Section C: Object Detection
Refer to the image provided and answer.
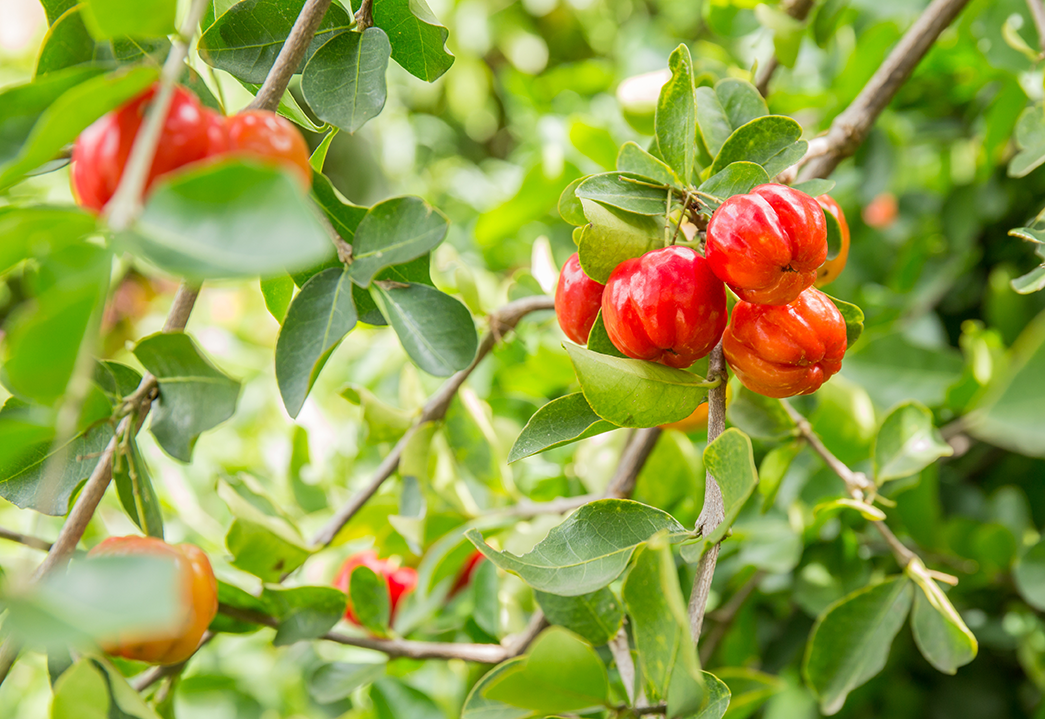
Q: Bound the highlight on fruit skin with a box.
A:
[814,194,850,287]
[659,382,733,432]
[722,287,847,398]
[86,535,218,666]
[554,252,606,345]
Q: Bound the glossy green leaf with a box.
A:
[260,275,294,322]
[0,65,156,189]
[34,7,168,77]
[372,678,446,719]
[565,344,710,428]
[122,160,332,279]
[482,627,610,712]
[219,476,311,582]
[371,282,477,376]
[575,199,662,284]
[508,393,618,463]
[534,587,624,646]
[92,360,142,403]
[466,499,685,596]
[726,386,796,441]
[275,268,358,418]
[792,178,835,197]
[575,172,671,216]
[1014,538,1045,611]
[710,115,807,177]
[81,0,175,39]
[112,440,164,538]
[803,577,913,715]
[372,0,454,82]
[1011,264,1045,294]
[655,44,697,183]
[697,162,770,204]
[695,79,768,158]
[909,571,977,675]
[872,401,953,483]
[558,177,587,225]
[348,196,448,286]
[700,428,759,547]
[586,311,627,358]
[462,659,537,719]
[349,566,391,637]
[263,585,347,646]
[825,294,864,346]
[677,671,731,719]
[309,662,386,704]
[133,332,241,462]
[198,0,353,83]
[1009,105,1045,178]
[50,659,110,719]
[302,28,392,134]
[616,141,681,185]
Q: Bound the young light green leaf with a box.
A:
[534,587,624,646]
[311,171,368,243]
[219,477,312,582]
[275,268,358,418]
[1009,105,1045,178]
[716,667,784,719]
[35,7,169,77]
[616,141,681,186]
[349,566,391,637]
[112,440,164,539]
[792,178,836,197]
[371,282,478,377]
[262,585,348,646]
[813,497,887,522]
[93,360,142,404]
[0,206,97,276]
[558,177,587,225]
[697,162,770,203]
[508,393,618,463]
[123,161,332,279]
[0,66,99,167]
[872,401,953,483]
[586,311,627,359]
[565,344,710,428]
[466,499,685,596]
[82,0,176,39]
[824,293,864,346]
[482,627,610,712]
[134,332,241,462]
[908,568,977,674]
[575,199,662,284]
[302,28,392,134]
[803,577,913,716]
[700,428,759,547]
[575,172,671,216]
[372,0,454,82]
[462,658,537,719]
[53,657,163,719]
[710,115,806,177]
[655,44,697,183]
[348,196,448,286]
[1012,264,1045,294]
[309,662,386,704]
[260,275,294,322]
[198,0,353,83]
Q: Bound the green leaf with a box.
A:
[558,177,587,225]
[534,587,624,646]
[623,542,701,702]
[575,172,671,216]
[1014,538,1045,611]
[466,499,685,596]
[575,199,662,284]
[0,65,157,189]
[755,4,805,67]
[112,440,164,539]
[616,141,681,185]
[275,268,358,418]
[133,332,241,462]
[508,393,618,463]
[309,662,386,704]
[792,178,835,197]
[260,275,294,322]
[824,294,864,346]
[462,659,537,719]
[263,585,347,646]
[695,79,768,158]
[92,360,142,403]
[0,206,96,276]
[1011,264,1045,294]
[676,670,730,719]
[968,310,1045,456]
[219,476,312,582]
[726,386,796,441]
[312,171,368,242]
[717,667,784,719]
[872,401,953,484]
[697,162,770,204]
[1009,105,1045,178]
[371,282,478,377]
[372,0,454,82]
[841,333,963,410]
[302,28,392,134]
[81,0,175,39]
[122,160,332,279]
[908,571,977,675]
[51,659,109,719]
[372,678,446,719]
[710,116,807,178]
[34,7,169,77]
[813,497,886,522]
[349,566,391,636]
[348,196,448,286]
[565,344,710,428]
[803,577,913,716]
[310,128,339,171]
[198,0,353,84]
[586,311,627,358]
[482,627,610,712]
[698,428,759,547]
[655,44,698,183]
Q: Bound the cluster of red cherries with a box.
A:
[556,184,851,399]
[70,84,313,213]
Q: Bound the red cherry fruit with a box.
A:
[226,110,312,189]
[70,84,217,213]
[555,253,606,344]
[705,183,828,306]
[449,550,485,596]
[722,287,846,398]
[333,550,417,627]
[601,246,727,369]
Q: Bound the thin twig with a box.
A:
[754,0,815,96]
[354,0,375,31]
[1027,0,1045,52]
[699,569,766,665]
[609,627,638,704]
[310,295,555,549]
[688,343,727,645]
[131,631,215,691]
[0,527,52,552]
[247,0,335,112]
[799,0,971,180]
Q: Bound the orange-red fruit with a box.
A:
[87,536,218,665]
[705,183,828,306]
[863,192,898,228]
[722,288,847,398]
[450,550,485,596]
[555,253,606,344]
[333,550,417,628]
[601,246,727,369]
[226,110,312,189]
[814,195,850,287]
[71,85,217,213]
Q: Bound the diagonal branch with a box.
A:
[247,0,335,112]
